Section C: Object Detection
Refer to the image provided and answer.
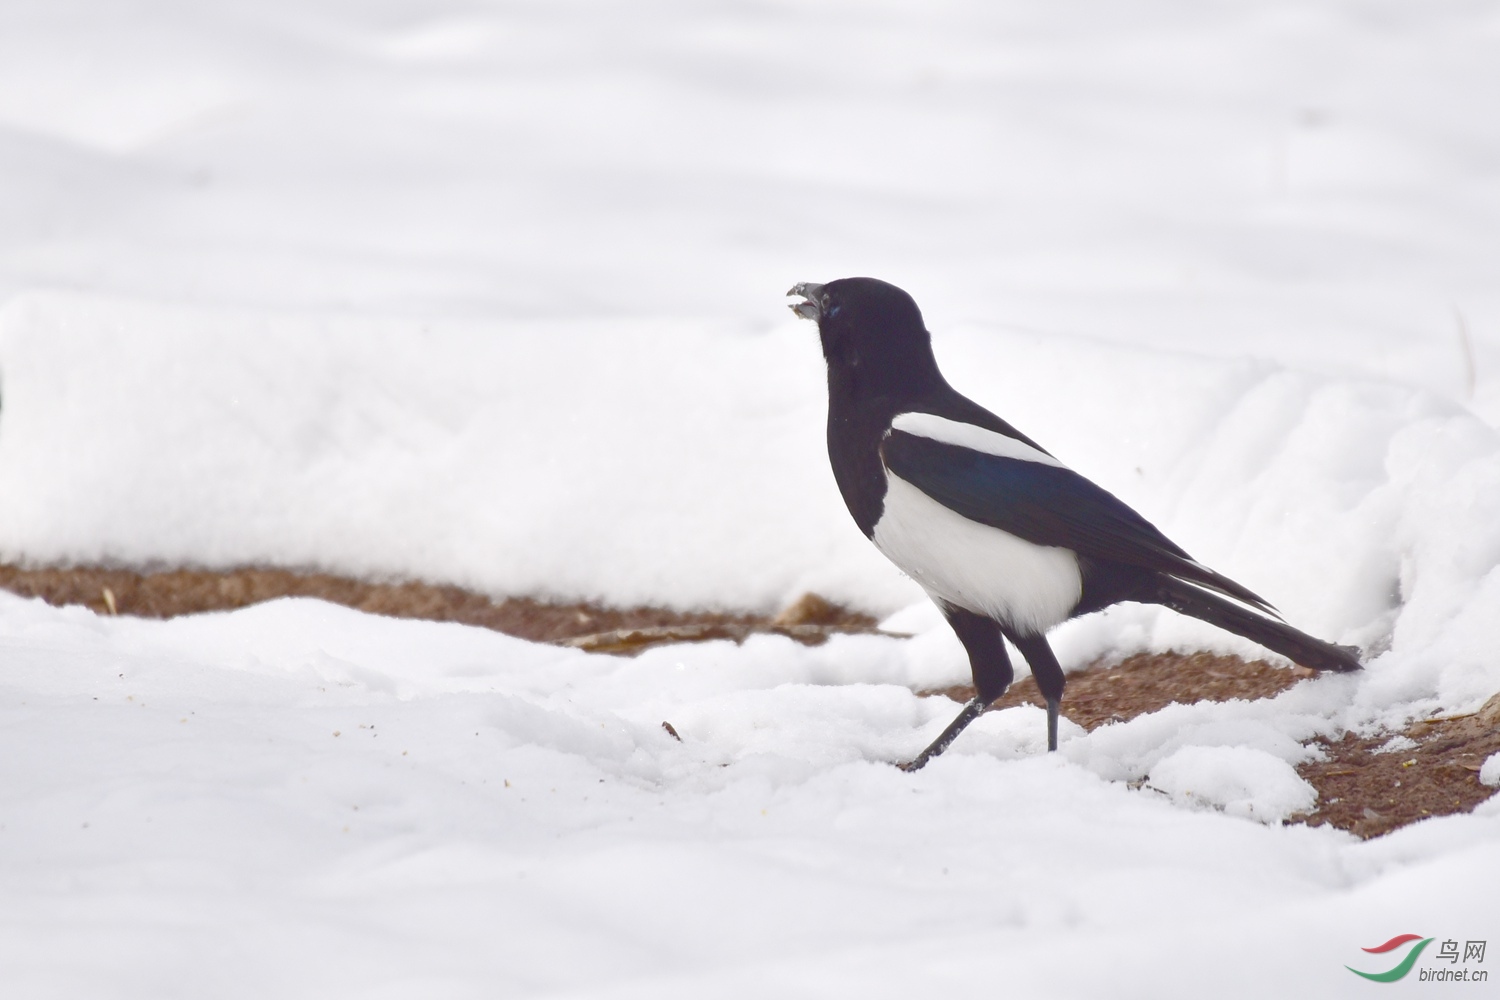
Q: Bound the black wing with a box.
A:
[881,430,1277,615]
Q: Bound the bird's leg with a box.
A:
[900,606,1012,771]
[1011,634,1066,752]
[899,698,986,772]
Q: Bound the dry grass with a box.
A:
[2,562,1493,838]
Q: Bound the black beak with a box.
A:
[786,282,825,321]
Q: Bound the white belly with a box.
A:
[872,472,1082,635]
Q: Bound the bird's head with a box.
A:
[787,277,940,392]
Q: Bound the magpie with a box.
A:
[788,277,1361,771]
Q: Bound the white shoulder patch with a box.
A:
[889,412,1064,468]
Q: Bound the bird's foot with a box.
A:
[896,696,987,772]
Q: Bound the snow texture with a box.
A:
[1148,744,1318,823]
[1482,753,1500,789]
[1,1,1499,997]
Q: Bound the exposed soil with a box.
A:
[929,654,1500,839]
[922,651,1315,730]
[1,563,1494,839]
[1297,694,1500,839]
[0,564,880,646]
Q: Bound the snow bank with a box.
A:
[4,289,1499,728]
[0,291,903,612]
[1,590,1496,999]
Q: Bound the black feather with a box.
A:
[1155,577,1361,673]
[881,430,1278,616]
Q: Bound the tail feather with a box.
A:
[1156,577,1362,673]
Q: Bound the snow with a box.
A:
[0,292,885,611]
[1147,744,1318,823]
[1,0,1499,996]
[1482,753,1500,789]
[1,595,1494,997]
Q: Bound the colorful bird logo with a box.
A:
[1347,934,1434,982]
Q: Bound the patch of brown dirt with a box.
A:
[924,653,1499,838]
[557,591,891,653]
[924,651,1313,730]
[1298,693,1500,839]
[0,564,880,646]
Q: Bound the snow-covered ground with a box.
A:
[1,2,1498,996]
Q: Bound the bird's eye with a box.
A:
[821,294,840,318]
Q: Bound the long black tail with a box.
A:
[1155,577,1362,673]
